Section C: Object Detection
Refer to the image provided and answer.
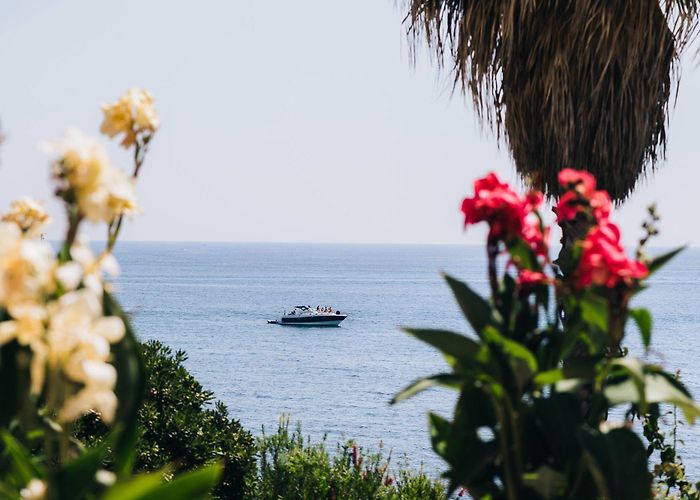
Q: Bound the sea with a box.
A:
[111,243,700,478]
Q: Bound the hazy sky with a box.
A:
[1,1,699,246]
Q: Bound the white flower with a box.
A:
[20,479,46,500]
[43,128,141,224]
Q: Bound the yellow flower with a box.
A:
[2,197,51,236]
[0,223,55,312]
[100,88,159,148]
[43,128,141,224]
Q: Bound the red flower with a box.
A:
[517,269,549,287]
[461,172,541,242]
[555,169,612,223]
[589,190,612,220]
[576,221,648,288]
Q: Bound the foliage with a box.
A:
[403,0,700,200]
[255,416,445,500]
[643,377,700,498]
[75,340,257,499]
[394,170,699,499]
[0,90,221,498]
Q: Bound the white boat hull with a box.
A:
[268,314,347,327]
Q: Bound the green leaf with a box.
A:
[534,369,564,386]
[103,464,221,500]
[506,237,536,270]
[391,373,461,404]
[579,292,608,332]
[0,431,42,486]
[605,371,700,424]
[403,328,481,360]
[647,246,684,277]
[523,465,566,499]
[443,274,498,337]
[57,442,109,499]
[577,427,651,499]
[482,326,537,390]
[103,292,146,478]
[0,341,30,428]
[629,308,652,349]
[427,412,452,461]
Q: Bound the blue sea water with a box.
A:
[112,243,700,477]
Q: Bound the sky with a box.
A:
[0,1,699,246]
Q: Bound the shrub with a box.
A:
[255,416,445,499]
[76,340,257,499]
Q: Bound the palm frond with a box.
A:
[405,0,700,200]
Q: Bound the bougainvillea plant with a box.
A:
[393,169,697,499]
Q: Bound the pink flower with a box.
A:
[576,221,648,288]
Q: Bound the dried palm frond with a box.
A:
[405,0,700,200]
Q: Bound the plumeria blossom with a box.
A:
[2,197,51,237]
[43,128,140,224]
[100,88,159,148]
[0,222,124,422]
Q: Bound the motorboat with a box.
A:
[268,305,347,327]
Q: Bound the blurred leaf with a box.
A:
[482,326,537,391]
[428,412,451,461]
[104,292,146,478]
[534,369,563,386]
[392,373,461,404]
[523,465,566,499]
[105,463,221,500]
[580,293,608,332]
[647,246,684,277]
[0,431,42,486]
[57,441,109,499]
[0,341,29,427]
[578,427,651,499]
[403,328,480,360]
[629,308,652,349]
[443,274,499,337]
[605,371,700,424]
[506,237,536,271]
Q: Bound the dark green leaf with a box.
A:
[443,274,498,337]
[403,328,481,360]
[103,292,146,478]
[57,441,109,499]
[0,431,42,486]
[578,427,651,499]
[629,308,652,349]
[579,293,608,332]
[391,373,461,404]
[428,412,451,461]
[647,246,684,277]
[523,465,566,499]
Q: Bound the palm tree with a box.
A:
[404,1,699,201]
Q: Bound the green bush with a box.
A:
[76,340,257,499]
[255,416,445,499]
